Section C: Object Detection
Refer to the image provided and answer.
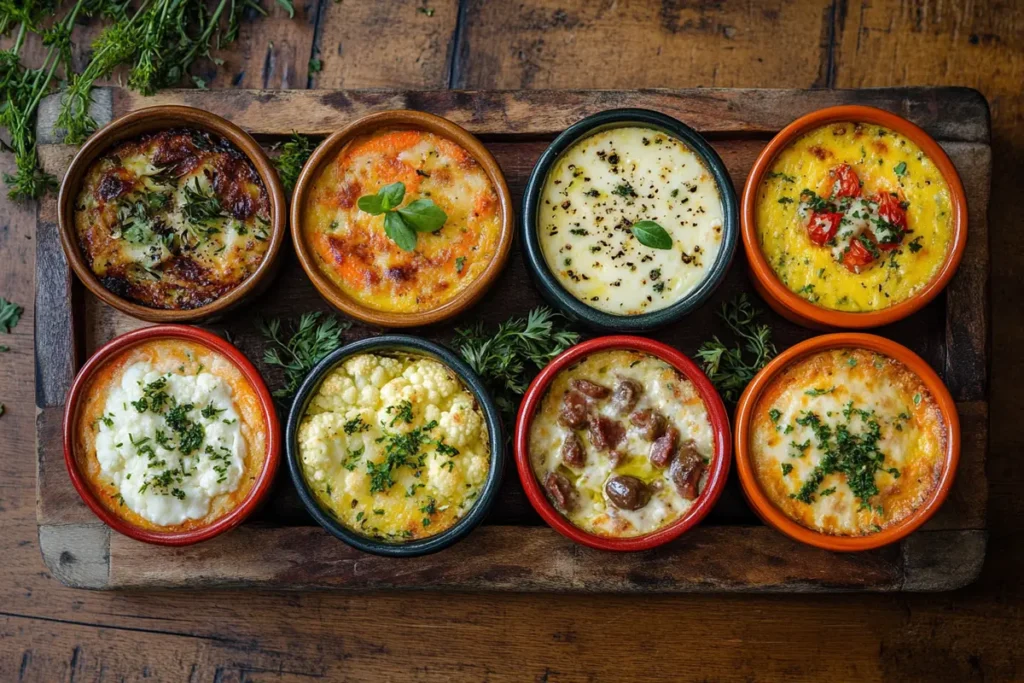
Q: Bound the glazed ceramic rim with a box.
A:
[733,333,960,552]
[740,105,968,329]
[290,110,514,328]
[514,335,732,551]
[62,325,282,546]
[57,105,288,323]
[285,335,505,557]
[520,108,738,332]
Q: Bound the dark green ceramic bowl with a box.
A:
[286,335,504,557]
[521,109,738,332]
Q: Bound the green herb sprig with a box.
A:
[273,132,315,192]
[357,182,447,251]
[695,294,778,403]
[453,307,580,425]
[0,297,24,334]
[259,312,352,399]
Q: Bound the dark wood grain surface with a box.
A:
[2,0,1022,680]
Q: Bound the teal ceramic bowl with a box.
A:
[286,335,504,557]
[521,109,738,332]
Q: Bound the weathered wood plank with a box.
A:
[102,524,904,592]
[60,87,994,142]
[453,0,834,90]
[311,0,461,89]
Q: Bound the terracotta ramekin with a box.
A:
[740,105,968,329]
[63,325,281,546]
[290,110,514,328]
[514,336,732,552]
[733,333,960,552]
[57,105,288,323]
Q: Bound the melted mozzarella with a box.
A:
[538,127,724,316]
[750,348,945,536]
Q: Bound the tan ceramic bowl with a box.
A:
[290,110,514,328]
[57,106,287,323]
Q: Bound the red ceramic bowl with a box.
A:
[514,336,731,551]
[741,105,968,329]
[63,325,281,545]
[734,333,960,552]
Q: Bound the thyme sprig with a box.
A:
[258,312,351,400]
[695,294,778,403]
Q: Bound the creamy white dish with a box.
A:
[528,349,714,537]
[538,127,725,316]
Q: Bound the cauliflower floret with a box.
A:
[344,354,403,389]
[298,413,346,468]
[403,360,459,404]
[307,369,358,415]
[379,377,411,406]
[344,467,371,497]
[438,394,484,448]
[425,452,460,498]
[463,452,489,486]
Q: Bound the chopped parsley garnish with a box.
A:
[387,400,415,427]
[611,182,637,198]
[455,256,466,273]
[769,408,782,423]
[781,463,794,476]
[893,161,908,177]
[804,386,835,396]
[907,236,923,253]
[344,416,370,435]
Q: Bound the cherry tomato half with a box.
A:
[875,192,908,232]
[807,211,843,245]
[842,235,877,272]
[830,164,862,199]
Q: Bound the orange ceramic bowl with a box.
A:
[733,333,960,552]
[741,105,968,329]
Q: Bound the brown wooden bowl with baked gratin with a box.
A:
[57,105,287,323]
[290,110,514,328]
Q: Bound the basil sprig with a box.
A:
[630,220,673,250]
[357,182,447,251]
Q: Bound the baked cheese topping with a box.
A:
[538,127,724,316]
[74,128,271,310]
[755,122,953,311]
[302,129,501,313]
[529,350,713,538]
[749,348,946,536]
[76,340,266,532]
[298,353,490,542]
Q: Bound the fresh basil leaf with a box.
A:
[397,198,447,232]
[630,220,673,250]
[379,182,406,211]
[384,212,417,251]
[357,194,385,215]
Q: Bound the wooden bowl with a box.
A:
[290,110,514,328]
[514,335,732,552]
[740,105,968,330]
[733,333,960,552]
[57,105,287,323]
[62,325,281,546]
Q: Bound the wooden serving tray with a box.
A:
[34,87,990,592]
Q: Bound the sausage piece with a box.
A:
[670,444,705,500]
[611,378,643,415]
[605,475,650,510]
[570,378,611,399]
[560,432,586,469]
[558,390,589,429]
[589,415,625,452]
[649,425,679,469]
[630,409,666,441]
[545,472,577,512]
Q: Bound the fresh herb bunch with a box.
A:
[357,181,447,252]
[258,312,351,399]
[453,307,580,425]
[695,294,777,403]
[0,0,293,200]
[273,132,315,192]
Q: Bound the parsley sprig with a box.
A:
[696,294,778,403]
[273,132,315,192]
[453,307,580,424]
[259,312,352,399]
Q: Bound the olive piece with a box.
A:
[611,378,643,415]
[604,475,650,511]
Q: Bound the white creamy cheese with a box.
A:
[538,127,724,315]
[93,361,245,526]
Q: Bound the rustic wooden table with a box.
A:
[1,1,1021,680]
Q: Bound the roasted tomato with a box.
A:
[842,235,877,272]
[874,192,908,232]
[829,164,862,199]
[807,211,843,245]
